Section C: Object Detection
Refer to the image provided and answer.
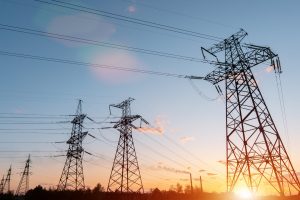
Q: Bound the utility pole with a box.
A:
[200,176,203,193]
[57,100,87,191]
[15,155,31,195]
[107,97,148,193]
[190,29,300,195]
[189,173,193,194]
[0,166,11,194]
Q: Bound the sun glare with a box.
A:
[234,188,253,199]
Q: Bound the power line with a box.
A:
[34,0,222,41]
[0,155,64,159]
[0,112,120,119]
[0,131,69,135]
[0,150,65,153]
[3,0,212,45]
[0,122,69,124]
[0,23,206,63]
[134,137,188,169]
[0,50,190,79]
[117,0,236,30]
[163,134,225,176]
[0,141,66,144]
[0,128,70,131]
[141,132,201,170]
[188,78,220,101]
[0,116,68,119]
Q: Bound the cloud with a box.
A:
[46,13,116,47]
[180,178,189,182]
[128,5,137,13]
[207,173,217,176]
[179,136,194,144]
[90,51,141,84]
[154,163,190,175]
[13,108,25,114]
[265,65,274,73]
[217,160,226,165]
[137,116,166,135]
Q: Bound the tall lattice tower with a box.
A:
[0,175,4,193]
[194,29,300,195]
[107,97,148,193]
[15,155,31,195]
[57,100,88,190]
[0,166,11,194]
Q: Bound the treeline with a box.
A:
[0,184,299,200]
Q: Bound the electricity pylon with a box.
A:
[191,29,300,195]
[107,97,148,193]
[15,155,31,196]
[57,100,88,190]
[0,166,11,194]
[0,176,4,193]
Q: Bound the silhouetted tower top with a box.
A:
[15,155,31,196]
[0,175,4,193]
[0,166,12,194]
[107,97,148,193]
[57,100,87,191]
[190,29,299,196]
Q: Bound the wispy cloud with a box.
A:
[180,178,189,181]
[13,108,25,114]
[137,116,166,135]
[179,136,194,144]
[153,163,190,174]
[207,172,217,176]
[217,160,226,165]
[265,65,274,73]
[127,5,137,13]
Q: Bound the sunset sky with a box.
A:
[1,0,300,195]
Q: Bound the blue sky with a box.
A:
[1,0,300,194]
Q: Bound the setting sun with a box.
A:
[234,188,253,199]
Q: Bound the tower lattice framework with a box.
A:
[57,100,87,190]
[0,166,11,194]
[198,29,300,195]
[15,155,31,195]
[107,97,148,193]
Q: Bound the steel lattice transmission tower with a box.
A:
[193,29,300,195]
[107,97,148,193]
[0,166,11,194]
[0,176,4,193]
[15,155,31,196]
[57,100,88,190]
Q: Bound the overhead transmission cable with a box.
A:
[163,134,225,176]
[0,24,206,63]
[117,0,236,30]
[274,72,290,148]
[34,0,222,42]
[0,50,194,79]
[188,78,220,101]
[134,136,189,169]
[88,123,191,172]
[141,132,202,170]
[0,141,66,144]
